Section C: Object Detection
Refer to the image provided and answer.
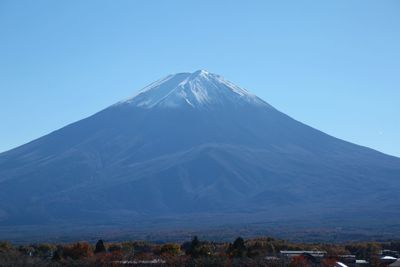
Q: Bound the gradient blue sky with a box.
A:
[0,0,399,156]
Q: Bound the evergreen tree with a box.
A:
[185,236,210,258]
[228,237,247,257]
[94,239,106,254]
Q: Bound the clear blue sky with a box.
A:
[0,0,399,156]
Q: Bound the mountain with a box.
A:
[0,70,400,239]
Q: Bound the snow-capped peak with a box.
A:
[118,70,270,109]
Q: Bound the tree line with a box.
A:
[0,236,399,266]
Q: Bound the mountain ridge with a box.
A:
[0,71,399,239]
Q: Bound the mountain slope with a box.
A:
[0,70,399,233]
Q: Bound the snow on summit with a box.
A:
[119,70,269,109]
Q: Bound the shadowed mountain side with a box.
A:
[0,71,399,237]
